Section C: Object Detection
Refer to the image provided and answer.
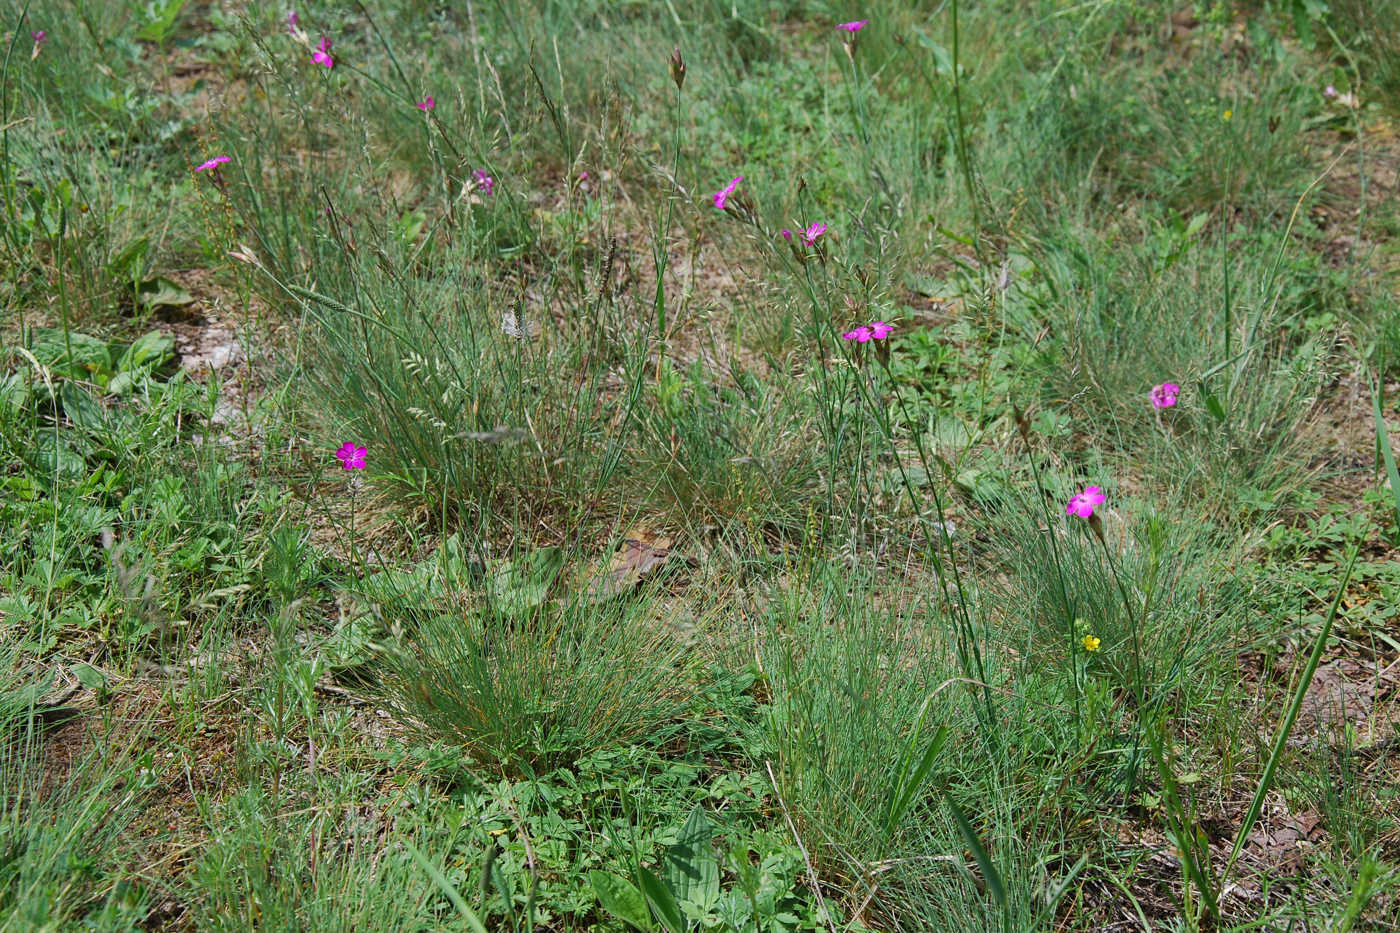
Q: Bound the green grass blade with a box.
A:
[1144,718,1219,921]
[942,791,1005,905]
[882,722,949,850]
[1372,380,1400,537]
[1225,546,1358,877]
[403,840,490,933]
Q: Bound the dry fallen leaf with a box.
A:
[587,527,696,599]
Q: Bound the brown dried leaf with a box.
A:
[1244,807,1324,875]
[587,528,695,600]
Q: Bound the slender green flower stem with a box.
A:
[866,354,997,734]
[1015,429,1084,725]
[949,0,986,271]
[1093,527,1219,922]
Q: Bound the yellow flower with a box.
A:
[1222,109,1233,121]
[1082,634,1101,653]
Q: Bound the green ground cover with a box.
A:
[3,0,1400,928]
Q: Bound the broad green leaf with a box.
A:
[663,806,719,918]
[638,866,686,933]
[136,276,194,310]
[59,382,105,432]
[117,330,175,372]
[1203,391,1226,423]
[71,663,108,691]
[30,327,111,378]
[487,547,564,617]
[107,236,149,280]
[590,871,652,930]
[0,372,36,411]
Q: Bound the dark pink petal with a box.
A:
[1066,485,1105,517]
[312,36,334,68]
[1149,382,1180,409]
[713,175,742,210]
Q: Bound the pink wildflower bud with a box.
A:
[417,95,435,111]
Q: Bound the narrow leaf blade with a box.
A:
[943,792,1005,904]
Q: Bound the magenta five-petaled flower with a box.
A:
[473,169,494,195]
[312,35,334,68]
[194,155,230,172]
[713,175,743,210]
[1065,486,1105,518]
[836,20,868,32]
[417,95,435,111]
[842,320,894,342]
[801,222,827,245]
[1149,382,1180,409]
[31,30,46,44]
[335,442,367,470]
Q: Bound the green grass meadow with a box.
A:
[5,0,1400,929]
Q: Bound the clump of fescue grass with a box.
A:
[1026,222,1333,521]
[366,546,696,773]
[1328,0,1400,108]
[0,661,157,930]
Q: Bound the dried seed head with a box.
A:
[1012,403,1031,445]
[1087,512,1105,545]
[669,47,686,91]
